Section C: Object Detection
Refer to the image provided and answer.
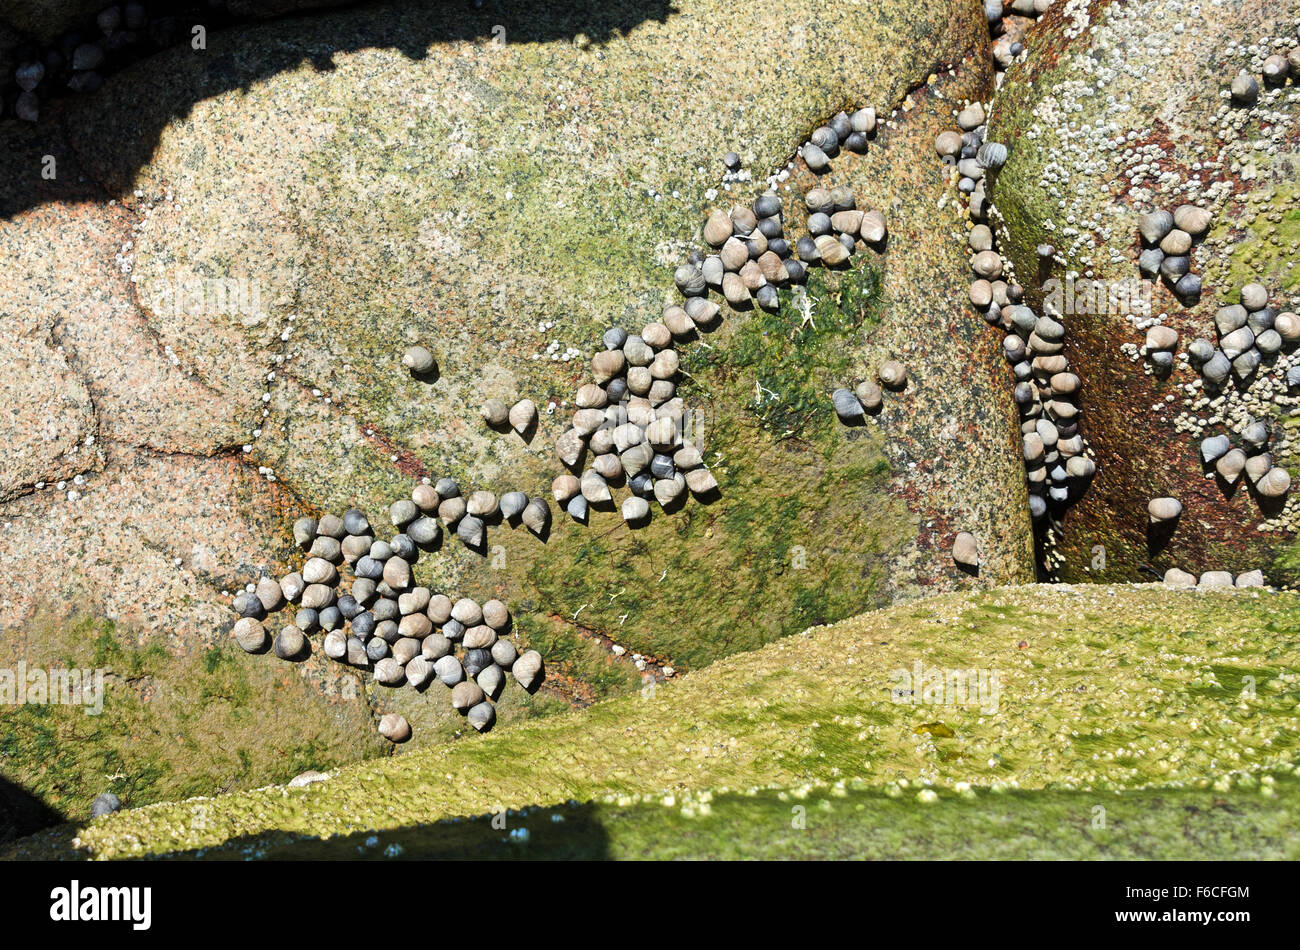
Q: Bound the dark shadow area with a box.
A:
[0,0,678,219]
[0,773,65,845]
[1146,516,1178,557]
[138,800,612,860]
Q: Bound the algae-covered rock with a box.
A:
[988,0,1300,583]
[0,0,1030,793]
[8,584,1298,860]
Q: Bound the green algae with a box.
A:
[0,612,384,841]
[11,584,1300,860]
[189,776,1300,861]
[1208,179,1300,298]
[509,259,912,672]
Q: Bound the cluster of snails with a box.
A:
[229,492,546,739]
[1199,423,1292,501]
[550,323,717,528]
[1137,206,1212,303]
[986,1,1035,76]
[832,361,907,423]
[1187,285,1300,388]
[796,107,878,174]
[691,182,887,314]
[1163,567,1266,589]
[941,116,1094,521]
[3,3,238,123]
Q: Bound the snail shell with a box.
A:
[555,428,586,469]
[1199,435,1230,464]
[1187,338,1215,364]
[1138,248,1163,278]
[402,345,436,375]
[720,236,749,270]
[573,408,606,436]
[576,383,607,409]
[855,380,882,410]
[1231,72,1259,105]
[722,272,750,306]
[1215,448,1247,483]
[626,366,653,396]
[1173,204,1212,237]
[757,250,789,284]
[663,305,694,338]
[859,210,887,244]
[591,350,627,383]
[832,388,863,421]
[685,468,719,496]
[674,263,706,297]
[801,142,829,172]
[621,496,652,525]
[814,234,849,266]
[1242,421,1270,450]
[592,452,622,480]
[956,102,985,130]
[674,444,703,470]
[1232,349,1261,381]
[703,209,733,246]
[685,296,721,327]
[467,490,498,518]
[481,398,509,426]
[1214,305,1248,336]
[1258,467,1291,498]
[935,131,962,157]
[1147,497,1182,523]
[951,532,980,568]
[1245,452,1273,484]
[508,398,537,435]
[729,205,757,237]
[521,497,551,536]
[1138,210,1173,245]
[456,515,485,549]
[552,473,581,504]
[976,141,1007,170]
[701,255,725,287]
[580,471,611,503]
[739,259,766,290]
[753,192,782,218]
[850,107,876,134]
[1200,351,1231,385]
[642,322,672,349]
[972,250,1002,279]
[1241,282,1269,310]
[831,210,863,236]
[1275,311,1300,345]
[804,187,833,215]
[566,493,589,522]
[877,361,907,390]
[1160,229,1192,256]
[1145,325,1178,351]
[1065,456,1095,479]
[1219,326,1255,360]
[810,126,839,153]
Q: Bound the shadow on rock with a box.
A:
[0,774,65,846]
[0,0,678,220]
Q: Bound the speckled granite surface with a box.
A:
[0,0,1030,789]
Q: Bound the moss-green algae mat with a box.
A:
[10,584,1300,859]
[150,777,1300,860]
